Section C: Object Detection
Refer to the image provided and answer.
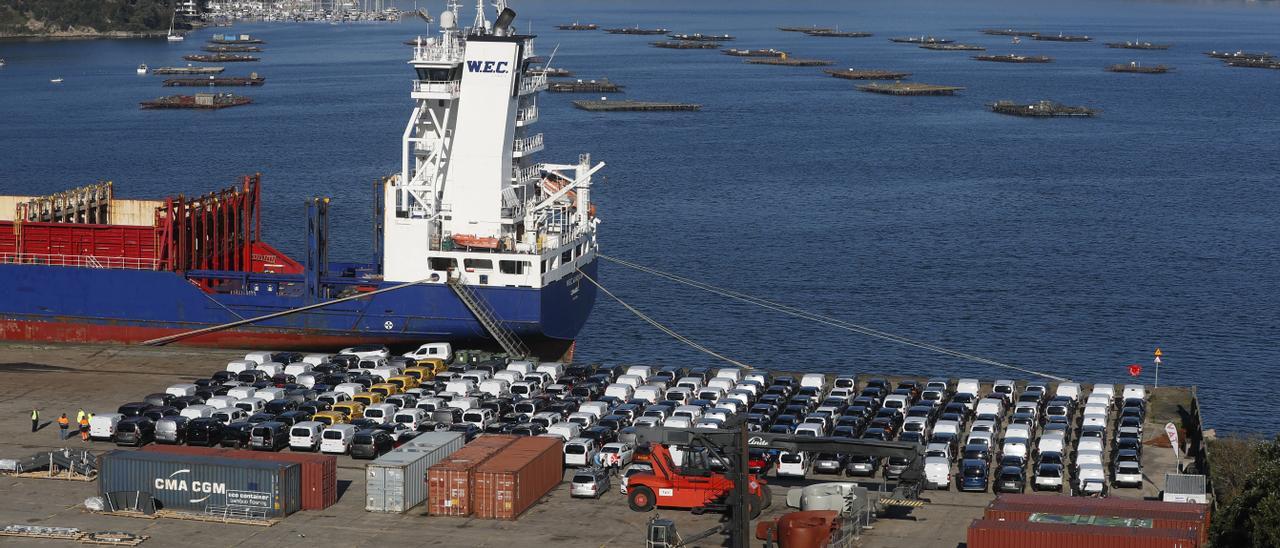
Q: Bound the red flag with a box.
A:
[1128,364,1142,377]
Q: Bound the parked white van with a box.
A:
[1122,384,1146,401]
[179,405,215,420]
[956,378,981,397]
[975,398,1005,418]
[776,451,810,478]
[604,383,635,401]
[1091,384,1116,399]
[226,360,256,374]
[536,362,566,380]
[165,384,198,398]
[675,377,705,392]
[205,395,239,410]
[546,422,582,441]
[289,421,324,451]
[615,375,644,390]
[563,437,598,467]
[478,379,510,398]
[625,365,653,382]
[800,374,827,392]
[256,362,284,377]
[446,397,480,411]
[227,386,256,400]
[494,370,523,385]
[256,387,285,402]
[462,408,496,429]
[403,342,451,362]
[335,383,364,399]
[393,409,428,431]
[89,413,124,441]
[364,403,398,425]
[634,386,663,404]
[567,412,597,428]
[243,351,273,365]
[211,407,247,425]
[234,397,266,414]
[320,424,358,454]
[283,363,313,377]
[925,457,952,490]
[1055,382,1082,402]
[714,368,744,383]
[672,405,704,422]
[301,354,332,366]
[444,379,477,396]
[506,360,535,377]
[707,378,736,393]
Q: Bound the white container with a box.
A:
[366,431,466,513]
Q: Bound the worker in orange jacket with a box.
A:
[78,415,90,442]
[57,413,70,440]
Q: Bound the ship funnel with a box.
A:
[493,8,516,35]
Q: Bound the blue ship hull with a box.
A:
[0,259,597,359]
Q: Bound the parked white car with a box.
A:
[226,360,256,373]
[179,405,215,420]
[363,403,398,425]
[599,442,635,466]
[1113,461,1143,488]
[289,421,324,451]
[563,437,598,467]
[88,413,124,441]
[1122,384,1146,401]
[776,451,810,478]
[341,345,390,360]
[165,384,198,398]
[320,424,358,454]
[924,457,952,490]
[403,342,451,362]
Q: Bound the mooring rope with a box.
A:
[576,268,755,370]
[598,254,1068,382]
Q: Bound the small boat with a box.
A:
[450,234,501,249]
[167,9,184,42]
[137,64,149,75]
[50,78,64,83]
[0,59,6,67]
[1012,36,1021,44]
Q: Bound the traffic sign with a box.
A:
[1154,348,1163,357]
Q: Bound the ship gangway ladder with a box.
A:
[447,274,530,358]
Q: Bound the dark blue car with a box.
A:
[960,458,989,492]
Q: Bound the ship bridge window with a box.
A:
[500,260,530,275]
[428,257,457,271]
[464,259,493,271]
[415,67,457,81]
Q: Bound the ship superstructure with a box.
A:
[387,0,600,293]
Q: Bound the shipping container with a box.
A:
[366,431,466,513]
[986,494,1209,544]
[99,450,301,517]
[473,436,563,520]
[426,435,518,516]
[141,445,338,510]
[968,518,1200,548]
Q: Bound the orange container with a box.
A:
[986,494,1210,544]
[472,436,563,520]
[968,518,1200,548]
[425,435,517,516]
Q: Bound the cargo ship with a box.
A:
[0,1,599,360]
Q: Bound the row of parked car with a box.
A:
[941,380,1149,497]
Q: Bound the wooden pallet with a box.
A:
[4,470,96,482]
[96,511,158,520]
[0,530,84,540]
[81,532,149,546]
[154,510,281,527]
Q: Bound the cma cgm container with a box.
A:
[141,445,338,510]
[472,436,563,520]
[967,519,1200,548]
[427,435,518,516]
[986,494,1210,544]
[99,450,301,517]
[366,431,466,513]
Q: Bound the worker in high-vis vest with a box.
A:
[57,413,70,440]
[30,408,39,433]
[79,415,90,441]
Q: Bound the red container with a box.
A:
[141,445,338,510]
[472,436,563,520]
[987,495,1209,544]
[426,435,518,517]
[968,519,1200,548]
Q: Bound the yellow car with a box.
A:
[387,375,421,391]
[332,401,366,419]
[403,367,435,382]
[369,384,401,398]
[417,358,448,375]
[312,410,348,426]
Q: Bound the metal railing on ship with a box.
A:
[0,252,160,270]
[412,80,461,95]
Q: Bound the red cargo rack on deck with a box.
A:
[154,174,262,273]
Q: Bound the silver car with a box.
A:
[570,467,611,499]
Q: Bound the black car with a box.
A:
[236,370,268,384]
[171,395,206,409]
[185,418,225,446]
[249,421,290,452]
[265,398,299,414]
[449,423,480,441]
[510,422,546,437]
[115,416,155,447]
[583,425,617,445]
[219,422,255,448]
[246,412,278,425]
[963,443,991,462]
[995,465,1026,493]
[349,429,395,459]
[117,402,153,418]
[143,393,176,407]
[142,406,180,422]
[299,401,331,415]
